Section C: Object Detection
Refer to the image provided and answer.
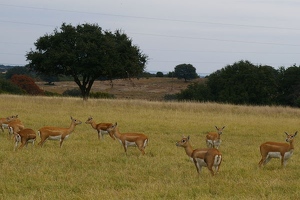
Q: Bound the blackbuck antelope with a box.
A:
[0,115,18,132]
[206,126,225,149]
[259,131,297,168]
[38,117,82,147]
[8,118,24,139]
[107,122,148,155]
[176,136,222,176]
[85,117,114,140]
[14,128,36,151]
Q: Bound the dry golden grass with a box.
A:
[35,77,204,101]
[0,94,300,199]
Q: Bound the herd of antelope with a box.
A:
[0,115,149,156]
[0,115,297,176]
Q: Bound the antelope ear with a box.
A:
[294,131,298,136]
[222,126,226,129]
[215,126,218,130]
[285,132,289,136]
[187,136,190,140]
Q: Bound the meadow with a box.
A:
[0,94,300,199]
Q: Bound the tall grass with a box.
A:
[0,94,300,199]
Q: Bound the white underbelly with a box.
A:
[27,139,35,143]
[100,130,109,134]
[194,158,207,167]
[268,151,293,159]
[48,135,62,140]
[125,141,137,147]
[116,139,137,147]
[48,135,70,141]
[2,124,8,129]
[284,151,293,159]
[206,139,221,145]
[207,139,213,144]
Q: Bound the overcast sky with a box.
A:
[1,0,300,75]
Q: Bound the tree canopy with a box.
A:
[207,60,279,105]
[176,60,300,107]
[26,23,148,100]
[174,64,198,82]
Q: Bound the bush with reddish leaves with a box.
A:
[11,75,43,95]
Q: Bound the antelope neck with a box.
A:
[184,142,194,157]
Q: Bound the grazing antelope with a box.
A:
[206,126,225,149]
[8,118,24,139]
[259,131,297,168]
[14,128,36,151]
[85,117,114,140]
[106,122,148,155]
[38,117,82,147]
[0,115,18,132]
[176,136,222,176]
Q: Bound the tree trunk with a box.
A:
[73,76,95,101]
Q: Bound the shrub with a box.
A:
[0,78,24,94]
[177,82,211,101]
[43,90,61,97]
[10,75,43,95]
[89,92,115,99]
[62,88,82,97]
[164,94,178,101]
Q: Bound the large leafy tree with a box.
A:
[26,23,148,100]
[174,64,198,82]
[206,60,279,105]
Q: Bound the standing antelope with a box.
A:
[206,126,225,149]
[0,115,18,132]
[14,128,36,151]
[38,117,82,147]
[85,117,114,140]
[106,122,148,155]
[8,118,24,139]
[259,131,297,168]
[176,136,222,176]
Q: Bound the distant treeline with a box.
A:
[172,60,300,107]
[0,64,19,73]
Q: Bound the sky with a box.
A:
[1,0,300,76]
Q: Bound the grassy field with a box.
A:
[0,94,300,199]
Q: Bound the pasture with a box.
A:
[0,94,299,199]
